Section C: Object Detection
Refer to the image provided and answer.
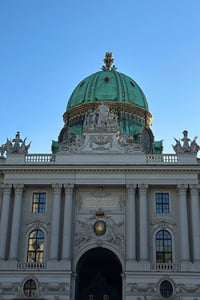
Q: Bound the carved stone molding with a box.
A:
[25,219,49,228]
[39,282,69,294]
[1,184,12,194]
[52,183,62,194]
[189,184,200,195]
[177,184,188,191]
[14,184,24,194]
[138,184,148,192]
[74,215,124,252]
[151,220,176,229]
[126,282,156,295]
[64,183,74,193]
[126,184,137,193]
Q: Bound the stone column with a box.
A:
[126,185,136,260]
[50,184,62,260]
[0,185,12,260]
[62,184,74,260]
[71,272,77,300]
[177,184,189,261]
[9,184,24,260]
[190,184,200,261]
[138,184,148,261]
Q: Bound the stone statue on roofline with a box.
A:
[0,132,31,156]
[173,130,200,154]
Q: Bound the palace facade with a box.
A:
[0,53,200,300]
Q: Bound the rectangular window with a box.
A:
[155,192,169,214]
[32,192,46,213]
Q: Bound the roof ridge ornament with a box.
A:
[101,52,117,71]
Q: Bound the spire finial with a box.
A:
[103,52,114,70]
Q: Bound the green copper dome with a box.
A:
[57,53,154,152]
[66,69,149,111]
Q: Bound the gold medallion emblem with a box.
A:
[94,220,106,235]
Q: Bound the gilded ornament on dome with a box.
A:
[102,52,117,71]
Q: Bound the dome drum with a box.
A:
[60,101,152,143]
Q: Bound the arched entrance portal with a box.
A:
[75,248,122,300]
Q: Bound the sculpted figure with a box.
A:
[173,138,182,153]
[0,143,6,156]
[190,137,200,153]
[181,130,190,152]
[96,103,109,127]
[173,131,200,154]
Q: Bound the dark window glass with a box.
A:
[27,229,45,263]
[156,230,172,263]
[32,192,46,213]
[24,279,37,297]
[156,192,169,213]
[160,280,173,298]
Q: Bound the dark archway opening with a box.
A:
[75,248,122,300]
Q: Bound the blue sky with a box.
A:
[1,1,200,154]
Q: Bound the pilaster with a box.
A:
[62,184,74,262]
[190,184,200,261]
[50,184,62,260]
[126,185,136,261]
[177,184,190,261]
[9,184,24,260]
[0,185,12,260]
[138,184,148,261]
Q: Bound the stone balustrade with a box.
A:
[17,262,47,270]
[151,263,181,272]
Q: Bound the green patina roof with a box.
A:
[66,69,149,112]
[58,53,153,148]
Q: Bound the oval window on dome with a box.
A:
[130,80,135,87]
[104,76,109,82]
[160,280,173,298]
[79,81,85,87]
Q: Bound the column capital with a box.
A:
[138,184,148,192]
[14,184,24,194]
[1,184,12,194]
[189,184,200,193]
[52,183,62,192]
[64,183,74,193]
[126,184,137,192]
[177,184,188,195]
[177,184,188,191]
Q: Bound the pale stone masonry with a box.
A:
[0,53,200,300]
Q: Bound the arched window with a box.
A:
[23,279,37,297]
[156,230,172,263]
[27,229,45,263]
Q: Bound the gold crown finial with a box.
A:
[103,52,114,70]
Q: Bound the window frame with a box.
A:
[159,279,174,299]
[27,229,45,263]
[155,229,173,264]
[155,192,170,214]
[23,279,37,298]
[31,192,47,213]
